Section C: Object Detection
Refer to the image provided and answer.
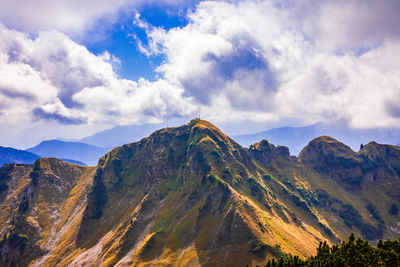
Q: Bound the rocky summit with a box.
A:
[0,120,399,266]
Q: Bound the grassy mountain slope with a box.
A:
[0,146,40,166]
[0,120,399,266]
[27,140,108,166]
[0,159,96,266]
[72,119,328,266]
[297,137,400,241]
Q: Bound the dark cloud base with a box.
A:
[33,108,86,125]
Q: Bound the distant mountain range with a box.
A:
[76,121,400,156]
[234,122,400,155]
[26,140,109,166]
[77,119,188,148]
[0,145,88,167]
[78,123,163,147]
[0,146,40,166]
[2,121,399,167]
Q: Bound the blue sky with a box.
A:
[0,0,400,148]
[84,3,191,81]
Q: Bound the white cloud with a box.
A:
[135,0,400,128]
[1,0,400,137]
[0,23,195,127]
[0,0,200,39]
[0,0,130,39]
[296,0,400,52]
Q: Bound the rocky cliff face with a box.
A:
[0,120,399,266]
[249,139,291,164]
[297,137,400,240]
[0,158,95,266]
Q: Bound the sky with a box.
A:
[0,0,400,148]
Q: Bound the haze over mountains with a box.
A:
[2,121,400,168]
[77,121,400,156]
[0,120,399,266]
[234,122,400,155]
[26,140,109,166]
[0,146,40,166]
[78,123,170,148]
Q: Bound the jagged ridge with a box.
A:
[0,120,399,267]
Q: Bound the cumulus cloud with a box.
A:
[0,23,195,126]
[135,0,400,128]
[295,0,400,52]
[1,0,400,133]
[0,0,200,39]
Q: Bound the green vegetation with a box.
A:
[18,195,29,213]
[251,242,286,258]
[339,203,383,240]
[263,174,272,181]
[344,175,363,185]
[389,204,398,216]
[315,189,332,207]
[0,163,13,194]
[261,234,400,267]
[89,167,108,219]
[112,157,123,188]
[366,203,383,222]
[29,160,41,185]
[290,193,309,211]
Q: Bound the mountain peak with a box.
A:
[188,119,225,134]
[299,135,356,159]
[249,139,290,164]
[359,141,400,162]
[308,135,341,144]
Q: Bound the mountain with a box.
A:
[0,146,40,166]
[78,119,190,148]
[77,120,400,155]
[234,122,400,155]
[26,140,109,166]
[0,159,96,266]
[0,120,399,266]
[78,123,163,148]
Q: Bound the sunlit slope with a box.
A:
[0,120,399,266]
[0,158,95,266]
[70,120,328,266]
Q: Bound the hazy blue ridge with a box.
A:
[233,123,400,155]
[79,123,162,148]
[0,146,40,166]
[26,140,109,166]
[78,118,189,148]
